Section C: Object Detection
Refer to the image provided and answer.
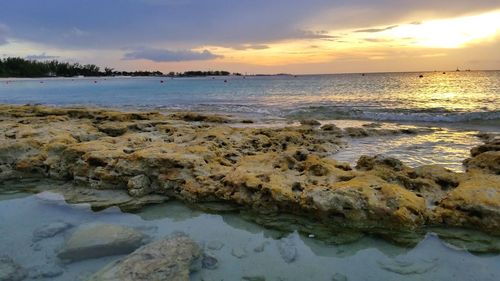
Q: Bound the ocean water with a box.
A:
[0,71,499,122]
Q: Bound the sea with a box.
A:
[0,71,499,281]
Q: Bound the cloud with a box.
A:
[0,24,8,45]
[231,44,269,50]
[0,0,498,50]
[25,53,59,60]
[123,48,222,62]
[355,25,399,33]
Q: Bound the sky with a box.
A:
[0,0,499,74]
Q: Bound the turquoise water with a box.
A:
[1,71,499,122]
[1,182,499,281]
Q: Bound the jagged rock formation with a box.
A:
[0,104,499,235]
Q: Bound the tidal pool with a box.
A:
[0,181,499,281]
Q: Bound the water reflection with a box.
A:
[0,181,499,281]
[332,127,482,171]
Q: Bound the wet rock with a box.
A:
[470,139,500,157]
[58,223,145,262]
[33,221,73,242]
[299,119,321,126]
[331,273,348,281]
[201,254,219,270]
[206,240,224,251]
[242,276,266,281]
[277,236,298,263]
[28,265,63,279]
[377,257,438,275]
[127,174,152,197]
[356,155,404,171]
[253,241,269,253]
[464,151,500,175]
[97,122,129,137]
[362,122,382,128]
[343,127,369,137]
[231,247,248,259]
[435,172,500,234]
[0,256,27,281]
[320,124,342,133]
[50,187,168,212]
[88,233,202,281]
[168,112,229,123]
[430,227,500,253]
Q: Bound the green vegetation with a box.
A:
[0,57,240,78]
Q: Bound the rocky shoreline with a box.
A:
[0,104,499,237]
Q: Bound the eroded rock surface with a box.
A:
[0,105,499,235]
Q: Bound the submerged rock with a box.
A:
[0,256,27,281]
[33,221,73,242]
[242,276,266,281]
[206,240,224,251]
[299,119,321,126]
[377,257,438,275]
[231,247,248,259]
[58,223,146,262]
[201,253,219,270]
[331,273,348,281]
[88,233,202,281]
[277,236,298,263]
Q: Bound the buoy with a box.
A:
[160,80,164,83]
[94,81,97,83]
[40,81,44,83]
[224,80,227,83]
[419,75,424,78]
[442,72,446,74]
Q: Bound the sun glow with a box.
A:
[198,10,500,67]
[379,10,500,48]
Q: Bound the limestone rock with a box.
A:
[97,122,129,137]
[0,256,26,281]
[1,104,499,236]
[88,233,202,281]
[127,174,152,197]
[58,223,145,262]
[33,221,73,242]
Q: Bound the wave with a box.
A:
[100,103,500,123]
[283,106,500,122]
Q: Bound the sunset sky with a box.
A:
[1,0,499,74]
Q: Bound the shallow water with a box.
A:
[330,125,483,172]
[1,71,499,122]
[1,182,499,281]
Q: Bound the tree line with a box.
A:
[0,57,239,78]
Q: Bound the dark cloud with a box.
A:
[355,25,399,33]
[0,24,8,45]
[0,0,498,50]
[25,53,59,60]
[123,48,222,62]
